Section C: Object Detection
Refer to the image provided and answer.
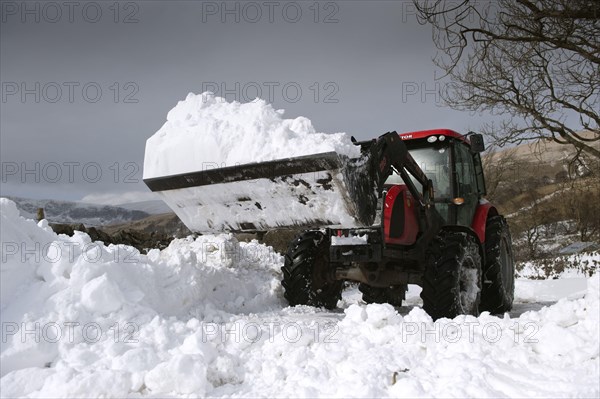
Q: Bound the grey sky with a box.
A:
[1,1,492,204]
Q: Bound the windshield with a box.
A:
[385,145,451,198]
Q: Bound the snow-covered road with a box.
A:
[1,198,598,398]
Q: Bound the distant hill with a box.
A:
[7,196,151,227]
[484,130,599,172]
[112,200,172,215]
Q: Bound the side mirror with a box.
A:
[469,133,485,152]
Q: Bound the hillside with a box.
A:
[483,135,600,260]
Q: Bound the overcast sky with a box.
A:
[1,1,494,204]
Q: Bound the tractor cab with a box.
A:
[386,129,486,227]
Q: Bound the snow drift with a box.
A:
[0,198,283,396]
[1,198,599,397]
[143,92,360,179]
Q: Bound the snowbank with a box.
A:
[1,198,599,397]
[0,198,283,396]
[143,92,360,179]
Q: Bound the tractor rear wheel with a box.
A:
[480,216,515,314]
[281,231,342,309]
[421,231,482,320]
[359,284,406,306]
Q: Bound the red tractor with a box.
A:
[280,130,515,319]
[145,129,515,320]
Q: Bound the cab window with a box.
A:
[385,144,450,222]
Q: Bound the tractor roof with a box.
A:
[398,129,469,144]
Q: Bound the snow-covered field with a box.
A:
[1,197,599,398]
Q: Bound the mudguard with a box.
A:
[383,185,419,245]
[471,200,498,243]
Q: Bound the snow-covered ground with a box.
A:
[1,197,599,398]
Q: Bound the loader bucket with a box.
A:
[143,152,378,233]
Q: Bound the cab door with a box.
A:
[452,142,479,226]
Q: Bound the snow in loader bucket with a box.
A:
[143,152,378,233]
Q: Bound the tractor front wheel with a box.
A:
[281,231,342,309]
[421,231,482,320]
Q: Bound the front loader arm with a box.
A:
[356,131,442,236]
[361,131,434,207]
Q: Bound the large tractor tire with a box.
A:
[281,231,342,309]
[480,216,515,314]
[421,231,482,320]
[359,284,406,306]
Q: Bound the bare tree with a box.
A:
[414,0,600,159]
[512,189,547,259]
[482,145,518,202]
[559,176,600,241]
